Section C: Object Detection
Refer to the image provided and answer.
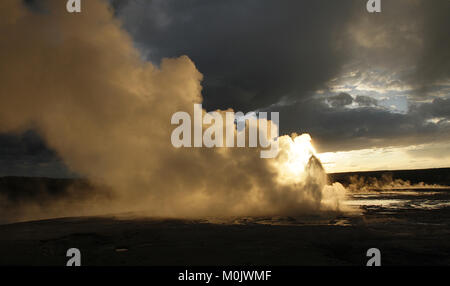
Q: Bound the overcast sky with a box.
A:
[1,0,449,175]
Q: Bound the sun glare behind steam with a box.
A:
[272,134,318,184]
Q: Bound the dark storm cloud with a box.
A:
[112,0,360,111]
[112,0,450,108]
[111,0,449,151]
[0,131,72,177]
[415,98,450,119]
[414,1,450,89]
[276,97,450,152]
[340,0,450,94]
[323,94,379,109]
[354,95,378,107]
[326,93,353,108]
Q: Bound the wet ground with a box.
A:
[0,188,450,266]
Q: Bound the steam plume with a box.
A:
[0,0,345,221]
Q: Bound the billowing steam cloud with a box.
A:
[0,0,345,222]
[345,174,447,193]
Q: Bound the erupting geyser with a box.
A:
[0,0,347,222]
[270,134,347,213]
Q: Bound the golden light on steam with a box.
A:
[272,134,317,184]
[0,0,349,222]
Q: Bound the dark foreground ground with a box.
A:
[1,200,450,266]
[0,168,449,266]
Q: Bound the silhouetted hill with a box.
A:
[0,176,110,204]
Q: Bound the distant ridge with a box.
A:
[328,167,450,186]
